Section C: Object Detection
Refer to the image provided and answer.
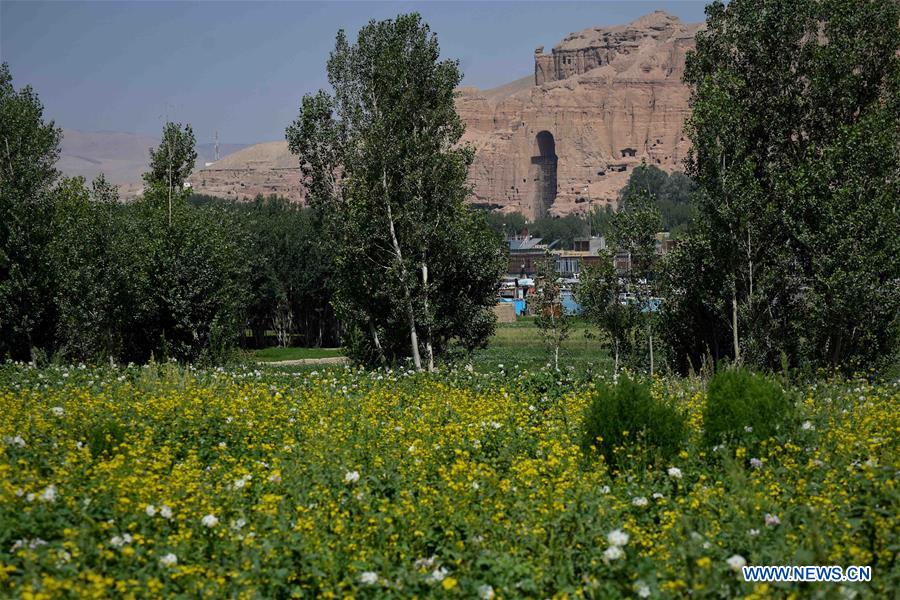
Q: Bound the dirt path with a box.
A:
[259,356,349,366]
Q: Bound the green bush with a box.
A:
[703,368,793,448]
[581,375,686,470]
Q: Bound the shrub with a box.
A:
[581,375,686,469]
[703,368,793,448]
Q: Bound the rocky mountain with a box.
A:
[188,10,701,215]
[458,11,701,218]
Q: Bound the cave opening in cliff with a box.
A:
[531,131,558,218]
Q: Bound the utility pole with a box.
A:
[167,127,173,226]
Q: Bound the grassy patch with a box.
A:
[469,317,611,372]
[251,346,343,362]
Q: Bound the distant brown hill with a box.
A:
[57,128,249,190]
[188,140,303,202]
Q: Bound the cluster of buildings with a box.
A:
[495,233,675,320]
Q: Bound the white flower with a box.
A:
[727,554,747,571]
[51,406,64,416]
[607,529,630,547]
[634,581,651,598]
[159,553,178,567]
[667,467,683,479]
[344,470,360,484]
[145,504,157,517]
[39,485,57,503]
[744,426,754,433]
[232,475,251,490]
[801,420,815,431]
[4,435,26,447]
[201,514,219,528]
[748,528,760,537]
[632,496,648,507]
[11,538,47,552]
[599,485,611,494]
[652,492,664,500]
[359,571,378,585]
[160,505,173,519]
[765,513,781,527]
[414,555,436,569]
[109,535,125,548]
[603,545,624,561]
[231,518,246,531]
[428,566,449,582]
[750,458,763,469]
[839,585,860,599]
[478,584,495,599]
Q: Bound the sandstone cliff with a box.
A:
[188,11,700,217]
[459,11,701,218]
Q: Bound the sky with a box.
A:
[1,1,709,144]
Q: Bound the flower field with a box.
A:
[0,363,897,598]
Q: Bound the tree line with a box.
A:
[0,12,505,369]
[1,63,342,363]
[3,0,897,374]
[574,0,899,375]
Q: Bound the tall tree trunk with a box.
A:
[368,321,386,365]
[383,168,422,370]
[613,338,619,383]
[648,323,654,377]
[421,262,435,372]
[731,280,741,364]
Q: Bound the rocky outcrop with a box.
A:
[188,141,304,202]
[459,11,700,218]
[188,11,700,217]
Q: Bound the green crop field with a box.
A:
[1,361,896,598]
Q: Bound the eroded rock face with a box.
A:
[459,11,701,218]
[188,140,305,202]
[188,11,700,217]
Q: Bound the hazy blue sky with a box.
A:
[1,1,708,143]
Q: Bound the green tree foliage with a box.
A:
[0,63,61,360]
[49,175,123,360]
[581,375,686,471]
[532,252,571,370]
[530,214,589,249]
[577,251,634,378]
[117,133,248,362]
[287,13,505,369]
[703,369,793,449]
[580,192,662,376]
[664,0,900,372]
[482,210,528,239]
[619,164,696,236]
[193,194,339,349]
[143,123,197,193]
